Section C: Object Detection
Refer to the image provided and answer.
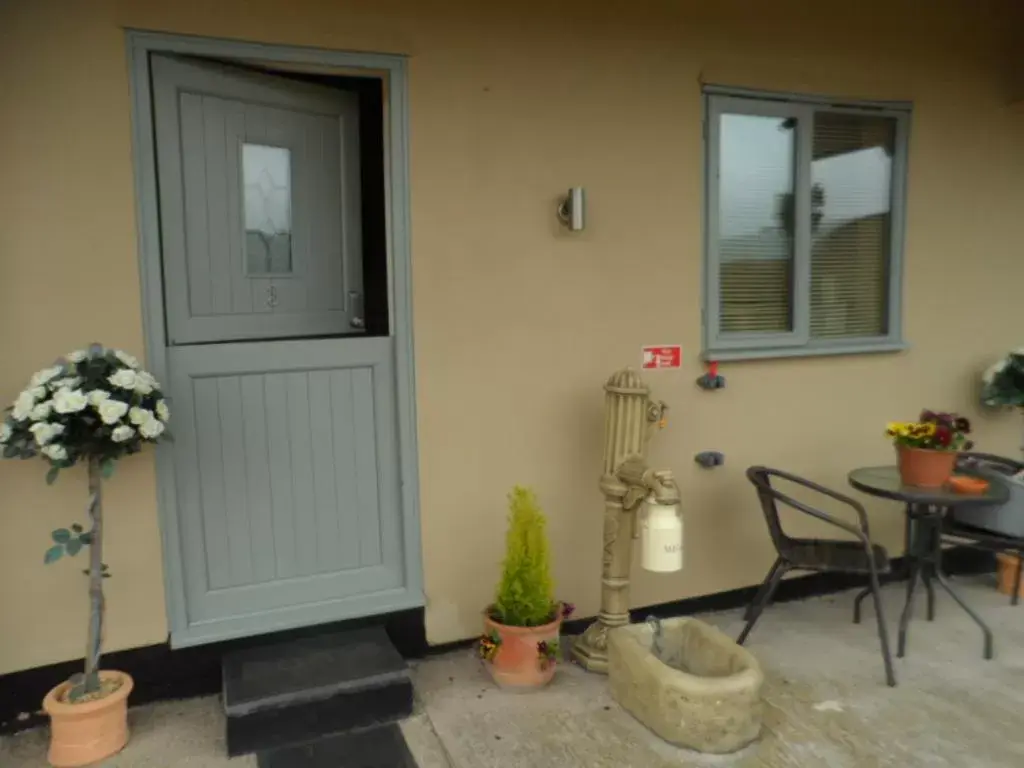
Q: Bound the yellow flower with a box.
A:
[907,422,936,439]
[886,422,909,438]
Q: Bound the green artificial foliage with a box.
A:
[981,351,1024,409]
[492,486,557,627]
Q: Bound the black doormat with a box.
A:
[257,724,418,768]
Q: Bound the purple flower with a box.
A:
[561,602,575,619]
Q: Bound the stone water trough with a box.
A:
[608,617,764,754]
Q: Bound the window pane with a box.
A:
[243,144,293,275]
[718,114,796,334]
[810,113,895,338]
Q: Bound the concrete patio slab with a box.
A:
[2,576,1023,767]
[408,575,1024,768]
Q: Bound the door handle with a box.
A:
[349,291,365,329]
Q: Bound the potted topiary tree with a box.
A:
[478,486,573,689]
[0,344,171,767]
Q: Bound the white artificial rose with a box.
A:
[139,417,165,440]
[50,377,83,391]
[66,350,87,363]
[108,369,137,390]
[97,399,129,425]
[42,444,68,461]
[11,391,36,421]
[0,422,11,444]
[30,387,47,400]
[134,374,154,396]
[88,390,110,406]
[28,422,47,444]
[114,350,140,369]
[129,407,153,426]
[156,400,170,422]
[30,366,63,388]
[30,422,65,446]
[30,401,53,420]
[111,425,135,443]
[982,358,1009,385]
[53,388,89,415]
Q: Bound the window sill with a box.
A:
[704,340,908,363]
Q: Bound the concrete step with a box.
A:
[257,723,417,767]
[222,626,413,757]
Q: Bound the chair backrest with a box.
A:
[746,466,868,560]
[957,452,1024,477]
[746,466,793,556]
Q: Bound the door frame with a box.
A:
[125,30,423,647]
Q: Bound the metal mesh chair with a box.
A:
[739,466,896,687]
[943,452,1024,605]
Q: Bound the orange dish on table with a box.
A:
[948,475,990,495]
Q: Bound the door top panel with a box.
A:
[152,54,364,346]
[152,55,354,117]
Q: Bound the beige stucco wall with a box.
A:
[1,0,1021,675]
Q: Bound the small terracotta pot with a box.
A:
[482,610,563,689]
[896,445,957,488]
[43,670,133,767]
[996,553,1024,598]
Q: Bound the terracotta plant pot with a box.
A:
[896,445,957,488]
[482,611,563,689]
[996,552,1024,598]
[43,670,133,767]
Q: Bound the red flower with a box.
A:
[934,425,952,447]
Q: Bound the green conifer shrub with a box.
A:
[491,486,557,627]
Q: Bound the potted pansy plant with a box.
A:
[886,410,972,488]
[0,344,171,768]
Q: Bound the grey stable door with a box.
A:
[152,55,406,643]
[153,55,364,344]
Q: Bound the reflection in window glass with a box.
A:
[243,144,292,275]
[718,114,796,334]
[810,113,895,338]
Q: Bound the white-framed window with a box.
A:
[703,88,910,360]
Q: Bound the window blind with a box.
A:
[809,112,895,339]
[718,113,796,334]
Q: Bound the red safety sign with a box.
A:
[641,345,682,370]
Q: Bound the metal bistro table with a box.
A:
[848,466,1010,659]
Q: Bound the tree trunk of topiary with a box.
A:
[85,457,104,693]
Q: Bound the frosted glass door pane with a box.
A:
[244,144,293,275]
